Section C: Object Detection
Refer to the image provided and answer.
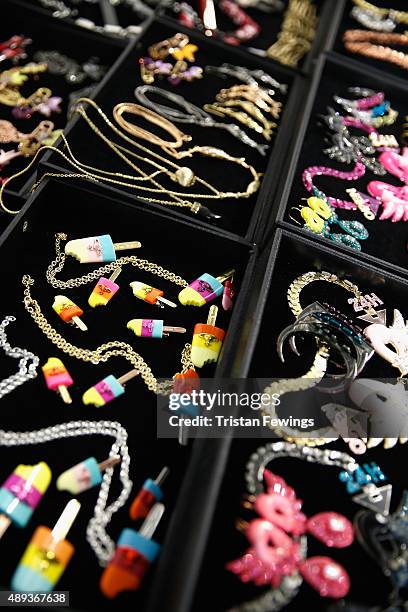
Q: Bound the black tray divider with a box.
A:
[261,53,326,245]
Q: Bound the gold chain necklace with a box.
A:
[113,102,192,150]
[23,273,193,394]
[75,99,261,198]
[0,98,260,216]
[22,235,195,394]
[46,233,188,290]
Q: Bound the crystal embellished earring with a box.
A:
[290,195,369,250]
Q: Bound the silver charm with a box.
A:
[353,484,393,516]
[34,50,105,84]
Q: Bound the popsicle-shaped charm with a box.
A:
[127,319,186,338]
[52,296,88,331]
[129,281,177,308]
[65,235,141,263]
[100,503,164,598]
[82,369,139,407]
[191,305,225,367]
[57,456,121,494]
[173,369,200,446]
[88,268,121,308]
[0,462,52,539]
[178,269,234,306]
[42,357,73,404]
[129,467,169,521]
[11,499,80,592]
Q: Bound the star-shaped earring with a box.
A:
[171,44,198,62]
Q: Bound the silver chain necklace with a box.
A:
[0,316,39,399]
[0,420,132,566]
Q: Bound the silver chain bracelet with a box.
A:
[0,420,133,566]
[0,316,40,399]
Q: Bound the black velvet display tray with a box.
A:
[0,0,127,200]
[40,16,303,240]
[272,53,408,277]
[158,0,338,75]
[16,0,152,36]
[0,177,256,610]
[183,229,408,612]
[332,0,408,85]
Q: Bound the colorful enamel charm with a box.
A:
[129,467,169,521]
[178,269,234,306]
[127,319,186,338]
[100,504,164,598]
[65,235,141,263]
[11,500,80,592]
[130,281,177,308]
[82,369,139,407]
[88,268,121,308]
[52,296,87,331]
[57,456,120,494]
[0,462,52,536]
[42,357,73,404]
[191,306,225,367]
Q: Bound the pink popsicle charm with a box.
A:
[88,268,121,308]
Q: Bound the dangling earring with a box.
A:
[290,196,368,250]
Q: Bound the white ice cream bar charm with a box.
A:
[82,368,139,407]
[65,235,142,263]
[178,269,234,306]
[57,456,121,494]
[88,268,122,308]
[191,306,225,367]
[52,296,88,331]
[129,281,177,308]
[127,319,186,338]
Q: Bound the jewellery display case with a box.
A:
[14,0,153,40]
[1,1,408,611]
[271,53,408,277]
[38,16,305,241]
[0,176,257,610]
[154,229,408,612]
[157,0,342,75]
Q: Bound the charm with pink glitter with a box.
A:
[227,471,353,599]
[299,556,350,598]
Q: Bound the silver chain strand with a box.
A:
[0,316,39,399]
[133,85,269,156]
[0,420,132,566]
[245,441,358,495]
